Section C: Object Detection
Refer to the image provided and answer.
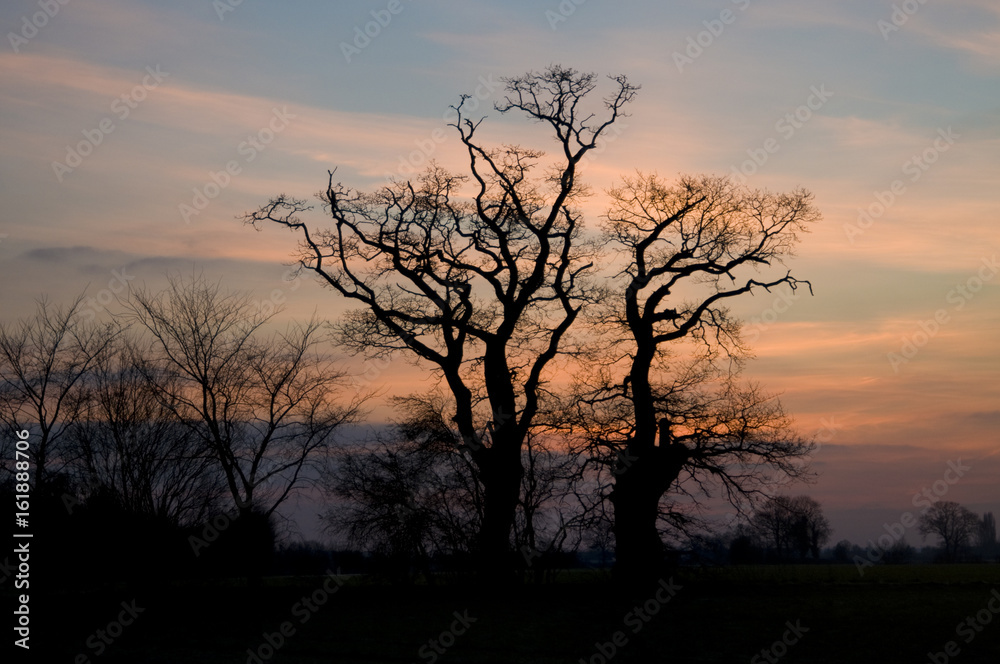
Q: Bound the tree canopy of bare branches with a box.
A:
[244,66,638,575]
[68,334,223,526]
[0,295,119,492]
[751,495,831,561]
[918,500,980,562]
[570,173,820,583]
[122,275,367,519]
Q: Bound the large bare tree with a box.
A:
[576,172,820,583]
[245,66,637,574]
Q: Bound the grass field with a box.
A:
[20,565,1000,663]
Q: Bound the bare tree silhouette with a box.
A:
[121,275,368,521]
[573,173,819,583]
[0,295,119,492]
[919,500,979,562]
[751,495,831,561]
[245,65,637,577]
[68,333,223,526]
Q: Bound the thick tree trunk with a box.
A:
[476,442,523,581]
[611,474,663,587]
[611,445,687,587]
[471,346,525,581]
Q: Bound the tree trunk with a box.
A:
[611,474,663,587]
[611,445,687,587]
[477,442,522,582]
[473,346,525,581]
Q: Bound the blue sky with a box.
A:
[2,0,998,546]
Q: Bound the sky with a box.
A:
[1,0,998,548]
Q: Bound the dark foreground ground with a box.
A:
[12,565,1000,663]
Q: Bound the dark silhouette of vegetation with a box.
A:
[325,396,483,584]
[68,334,223,526]
[325,393,589,584]
[245,65,638,578]
[0,279,367,588]
[0,296,119,492]
[570,174,819,583]
[716,496,833,564]
[919,500,980,562]
[977,512,998,560]
[1,67,845,592]
[122,275,367,522]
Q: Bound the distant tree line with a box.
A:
[830,503,998,566]
[724,495,833,563]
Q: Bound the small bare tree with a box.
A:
[918,500,979,562]
[325,394,482,581]
[327,392,587,581]
[977,512,997,559]
[750,495,830,561]
[0,295,119,492]
[68,333,223,526]
[514,427,589,578]
[122,275,367,521]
